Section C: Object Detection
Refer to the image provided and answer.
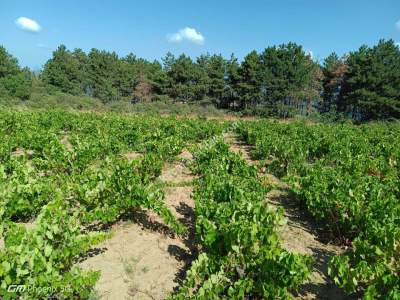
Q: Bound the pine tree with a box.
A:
[164,54,207,102]
[341,40,400,120]
[197,54,227,105]
[259,43,322,116]
[238,50,262,110]
[0,46,32,100]
[0,46,19,77]
[223,54,241,109]
[42,45,83,95]
[86,49,120,102]
[321,53,348,113]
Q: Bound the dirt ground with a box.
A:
[79,150,196,300]
[60,134,73,150]
[159,163,193,185]
[7,136,352,299]
[226,134,353,300]
[122,151,143,162]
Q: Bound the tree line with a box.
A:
[1,39,399,121]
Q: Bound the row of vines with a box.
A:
[172,137,311,299]
[236,120,400,299]
[0,110,225,299]
[2,109,398,299]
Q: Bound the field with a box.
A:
[0,110,399,299]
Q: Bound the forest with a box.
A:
[1,39,400,121]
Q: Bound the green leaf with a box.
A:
[44,245,52,257]
[2,261,11,273]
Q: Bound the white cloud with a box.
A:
[15,17,41,33]
[167,27,205,45]
[396,42,400,48]
[396,20,400,31]
[36,43,50,49]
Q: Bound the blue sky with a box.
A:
[1,0,399,69]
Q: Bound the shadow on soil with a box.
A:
[269,190,338,244]
[168,201,198,292]
[85,208,179,237]
[82,201,199,293]
[75,247,108,263]
[79,207,183,265]
[294,247,352,300]
[269,190,356,300]
[228,135,356,300]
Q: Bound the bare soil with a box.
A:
[159,150,195,185]
[10,148,34,157]
[122,151,143,162]
[79,150,196,300]
[225,134,353,300]
[228,140,254,163]
[60,135,73,150]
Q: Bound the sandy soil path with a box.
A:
[225,133,352,300]
[79,151,196,300]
